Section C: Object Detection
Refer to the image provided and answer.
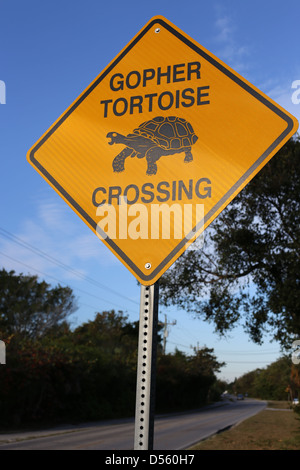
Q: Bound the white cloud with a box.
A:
[213,6,249,73]
[214,15,234,43]
[0,198,118,284]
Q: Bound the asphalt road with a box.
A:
[0,398,266,450]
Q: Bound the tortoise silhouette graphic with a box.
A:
[106,116,198,175]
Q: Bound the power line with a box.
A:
[0,251,138,316]
[0,250,282,361]
[168,340,191,350]
[0,226,139,306]
[0,228,283,359]
[167,339,279,357]
[175,321,200,343]
[221,360,276,364]
[214,350,280,355]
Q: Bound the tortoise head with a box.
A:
[106,132,124,145]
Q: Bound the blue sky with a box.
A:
[0,0,299,383]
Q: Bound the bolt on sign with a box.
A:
[27,16,298,286]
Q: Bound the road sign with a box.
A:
[27,16,298,286]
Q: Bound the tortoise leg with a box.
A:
[146,161,158,176]
[112,147,133,172]
[184,147,193,163]
[145,148,163,175]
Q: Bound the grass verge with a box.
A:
[190,402,300,450]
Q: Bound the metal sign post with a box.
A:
[134,282,159,450]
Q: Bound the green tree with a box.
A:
[231,369,261,396]
[160,137,300,348]
[232,357,293,401]
[156,347,224,411]
[0,268,77,342]
[252,357,293,400]
[70,310,139,366]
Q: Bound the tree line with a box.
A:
[0,268,224,427]
[230,356,300,406]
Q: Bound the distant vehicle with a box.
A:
[237,394,244,400]
[293,398,299,405]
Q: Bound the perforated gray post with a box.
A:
[134,282,159,450]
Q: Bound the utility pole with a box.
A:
[190,342,200,354]
[159,314,176,354]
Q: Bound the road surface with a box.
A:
[0,398,266,450]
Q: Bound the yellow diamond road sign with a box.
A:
[27,16,298,286]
